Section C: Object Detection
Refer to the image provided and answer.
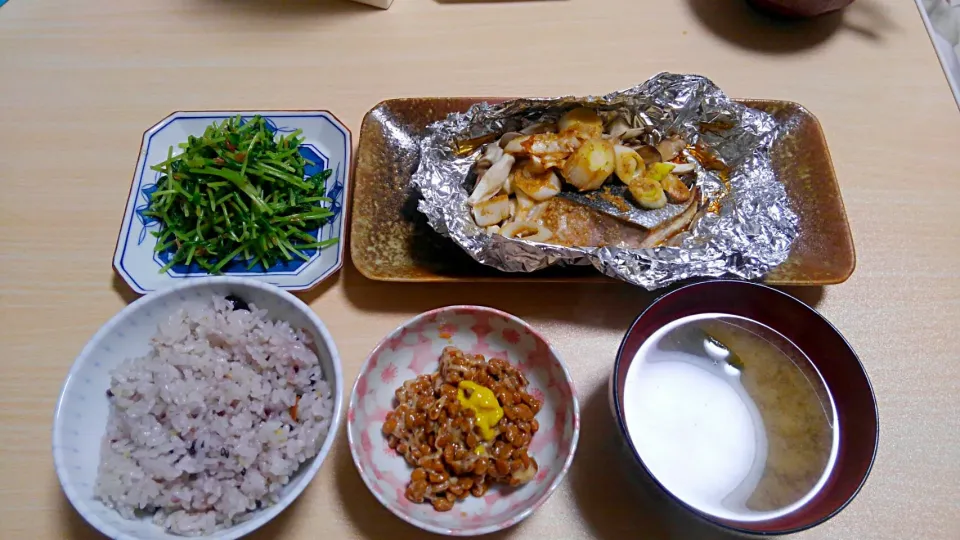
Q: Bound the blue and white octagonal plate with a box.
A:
[113,111,352,294]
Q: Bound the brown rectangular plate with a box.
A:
[350,98,855,285]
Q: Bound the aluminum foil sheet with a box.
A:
[411,73,798,289]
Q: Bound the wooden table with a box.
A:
[2,1,958,539]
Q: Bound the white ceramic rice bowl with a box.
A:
[52,277,343,540]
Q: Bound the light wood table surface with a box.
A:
[2,0,958,539]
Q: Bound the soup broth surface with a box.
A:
[622,313,838,521]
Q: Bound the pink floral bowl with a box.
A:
[347,305,580,536]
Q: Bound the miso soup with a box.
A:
[622,313,838,521]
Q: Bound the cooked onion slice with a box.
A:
[514,167,562,201]
[526,201,549,223]
[472,194,511,226]
[660,173,693,203]
[614,145,646,184]
[515,189,535,214]
[561,138,616,192]
[558,107,603,139]
[499,220,553,242]
[629,178,667,209]
[503,133,578,156]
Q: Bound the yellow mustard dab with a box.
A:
[457,381,504,447]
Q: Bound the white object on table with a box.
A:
[349,0,394,9]
[917,0,960,106]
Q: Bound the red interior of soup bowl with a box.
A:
[611,280,878,535]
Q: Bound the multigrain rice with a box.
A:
[95,296,333,536]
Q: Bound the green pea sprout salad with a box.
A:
[144,115,338,274]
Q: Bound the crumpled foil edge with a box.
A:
[412,73,799,290]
